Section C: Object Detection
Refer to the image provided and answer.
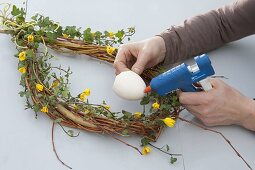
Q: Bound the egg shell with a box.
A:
[113,71,146,100]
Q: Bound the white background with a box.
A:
[0,0,255,170]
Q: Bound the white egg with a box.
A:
[113,71,146,100]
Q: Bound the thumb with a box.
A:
[131,52,149,75]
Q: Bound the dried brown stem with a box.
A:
[91,120,144,155]
[51,122,72,169]
[0,29,7,34]
[109,134,143,155]
[178,116,253,170]
[55,103,97,128]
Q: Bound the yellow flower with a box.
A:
[41,106,48,113]
[51,80,59,88]
[152,102,160,110]
[134,112,142,119]
[162,117,176,128]
[106,46,116,55]
[27,34,34,43]
[108,31,114,38]
[104,105,110,110]
[79,88,91,101]
[18,51,26,61]
[84,109,90,114]
[62,33,69,38]
[79,92,86,101]
[36,83,44,92]
[142,146,151,155]
[83,88,91,96]
[18,67,26,74]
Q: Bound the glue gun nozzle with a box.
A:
[144,86,152,93]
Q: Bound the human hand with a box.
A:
[178,79,255,131]
[114,36,166,75]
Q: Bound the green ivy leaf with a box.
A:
[33,104,40,113]
[156,119,165,126]
[16,15,25,24]
[160,104,171,110]
[40,17,51,27]
[19,76,25,87]
[115,30,125,39]
[61,87,69,98]
[122,110,132,119]
[31,14,39,21]
[11,5,21,16]
[83,27,93,43]
[170,156,177,164]
[102,100,107,105]
[26,49,34,59]
[25,91,31,98]
[140,96,150,105]
[19,91,25,97]
[64,26,80,38]
[46,32,57,44]
[141,137,150,146]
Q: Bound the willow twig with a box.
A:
[0,29,7,33]
[90,118,143,155]
[110,134,143,155]
[178,116,253,170]
[51,122,72,169]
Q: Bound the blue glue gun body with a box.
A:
[150,54,215,96]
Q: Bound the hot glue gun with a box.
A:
[144,54,215,96]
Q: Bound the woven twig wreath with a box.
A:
[0,4,181,143]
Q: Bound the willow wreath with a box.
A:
[0,2,182,162]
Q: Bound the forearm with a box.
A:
[160,0,255,66]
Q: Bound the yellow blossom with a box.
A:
[41,106,48,113]
[162,117,176,128]
[152,102,160,110]
[36,83,44,92]
[108,31,114,38]
[62,33,69,38]
[18,67,26,74]
[142,146,151,155]
[84,109,90,114]
[106,46,116,55]
[51,80,59,88]
[27,34,34,43]
[104,105,110,110]
[79,92,86,101]
[18,51,26,61]
[83,88,91,96]
[134,112,142,119]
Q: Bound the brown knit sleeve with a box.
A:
[160,0,255,66]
